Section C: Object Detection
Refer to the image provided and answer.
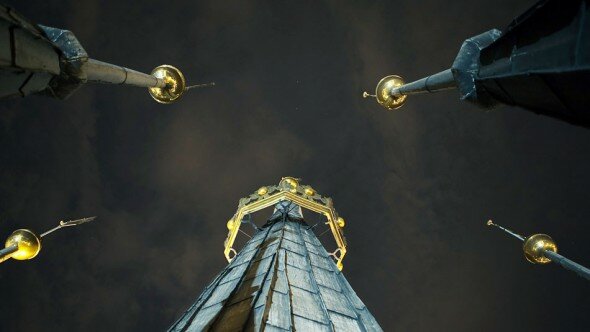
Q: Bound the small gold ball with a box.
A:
[257,186,268,196]
[226,219,235,231]
[304,187,315,196]
[280,177,299,192]
[286,178,298,188]
[337,217,345,228]
[148,65,187,104]
[5,229,41,260]
[375,75,407,110]
[336,261,343,271]
[523,234,557,264]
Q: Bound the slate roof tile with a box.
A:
[168,202,382,332]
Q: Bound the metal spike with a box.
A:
[185,82,216,91]
[486,219,525,241]
[40,216,97,238]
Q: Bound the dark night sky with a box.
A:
[1,0,589,331]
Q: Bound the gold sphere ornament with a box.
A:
[304,186,315,197]
[280,177,299,192]
[523,234,557,264]
[5,229,41,260]
[337,217,345,228]
[257,186,268,196]
[372,75,407,110]
[226,219,235,231]
[148,65,187,104]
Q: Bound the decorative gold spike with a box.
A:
[486,220,557,264]
[148,65,215,104]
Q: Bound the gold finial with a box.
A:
[149,65,186,104]
[148,65,215,104]
[523,234,557,264]
[486,219,557,264]
[337,217,345,228]
[365,75,407,110]
[1,216,96,264]
[5,229,41,260]
[280,177,300,193]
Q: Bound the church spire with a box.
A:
[168,178,382,331]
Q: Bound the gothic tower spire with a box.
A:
[168,178,382,331]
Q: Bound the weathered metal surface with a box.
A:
[543,250,590,281]
[169,204,382,331]
[451,29,502,108]
[85,59,166,88]
[0,4,174,101]
[474,0,590,126]
[391,68,457,97]
[0,20,12,66]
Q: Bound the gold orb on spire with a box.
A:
[363,75,407,110]
[280,177,299,193]
[523,234,557,264]
[374,75,407,110]
[148,65,187,104]
[5,229,41,260]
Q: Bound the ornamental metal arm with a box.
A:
[0,216,96,264]
[487,219,590,281]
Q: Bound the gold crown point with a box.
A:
[257,186,268,196]
[337,217,345,228]
[226,219,235,231]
